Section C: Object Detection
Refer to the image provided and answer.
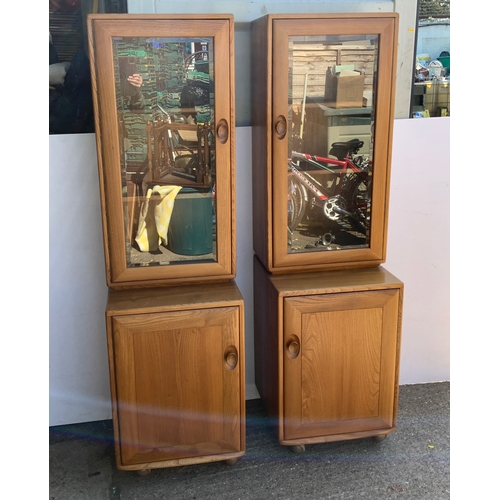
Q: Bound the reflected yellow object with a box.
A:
[135,185,183,252]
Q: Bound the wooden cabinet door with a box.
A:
[251,14,399,273]
[88,15,236,288]
[283,289,400,441]
[111,306,242,466]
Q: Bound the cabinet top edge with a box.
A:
[266,266,403,294]
[88,13,234,22]
[253,12,399,22]
[106,281,244,314]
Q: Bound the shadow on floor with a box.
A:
[50,382,450,500]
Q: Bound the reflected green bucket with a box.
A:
[167,187,214,256]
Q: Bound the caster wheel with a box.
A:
[224,458,238,466]
[291,444,306,454]
[373,434,387,443]
[136,469,151,477]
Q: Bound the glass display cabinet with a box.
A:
[251,13,399,273]
[88,14,245,475]
[88,14,235,288]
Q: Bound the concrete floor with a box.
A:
[49,382,450,500]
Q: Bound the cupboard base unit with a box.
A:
[253,256,403,452]
[105,281,245,472]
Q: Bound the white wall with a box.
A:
[49,118,450,426]
[49,134,110,425]
[385,117,450,384]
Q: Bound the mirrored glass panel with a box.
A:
[287,34,377,254]
[112,36,216,268]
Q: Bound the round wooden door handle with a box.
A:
[286,336,300,359]
[275,115,287,140]
[224,346,238,370]
[217,119,229,144]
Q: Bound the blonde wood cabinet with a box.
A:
[88,14,236,288]
[254,257,403,451]
[251,14,399,274]
[105,281,245,472]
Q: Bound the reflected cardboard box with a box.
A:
[325,69,365,109]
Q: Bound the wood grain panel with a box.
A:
[253,255,281,422]
[283,289,400,441]
[251,16,273,268]
[111,306,242,466]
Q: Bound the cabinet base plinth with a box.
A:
[118,452,245,472]
[280,428,395,449]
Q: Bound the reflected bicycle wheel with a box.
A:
[343,173,372,234]
[288,176,307,233]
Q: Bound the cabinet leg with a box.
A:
[290,444,306,454]
[373,434,387,443]
[136,469,151,477]
[224,458,238,466]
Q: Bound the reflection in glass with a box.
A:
[287,34,378,254]
[112,36,216,267]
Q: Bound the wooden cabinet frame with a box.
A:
[106,281,245,471]
[88,14,235,288]
[251,14,399,273]
[253,257,403,449]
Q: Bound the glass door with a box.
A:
[271,16,398,270]
[89,16,234,287]
[113,35,217,267]
[286,33,377,254]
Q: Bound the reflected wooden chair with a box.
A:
[145,116,213,188]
